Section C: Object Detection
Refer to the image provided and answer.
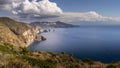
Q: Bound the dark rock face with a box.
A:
[30,21,80,28]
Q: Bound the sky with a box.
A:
[0,0,120,23]
[50,0,120,17]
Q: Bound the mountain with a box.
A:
[0,17,44,47]
[30,21,79,28]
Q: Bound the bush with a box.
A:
[0,43,16,54]
[2,60,31,68]
[22,56,55,68]
[106,64,116,68]
[82,58,94,65]
[19,47,30,54]
[66,64,80,68]
[46,59,54,63]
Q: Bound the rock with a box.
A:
[41,36,46,41]
[0,17,45,47]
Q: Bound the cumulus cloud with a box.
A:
[13,0,62,17]
[1,0,120,23]
[0,0,62,17]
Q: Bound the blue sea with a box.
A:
[29,25,120,63]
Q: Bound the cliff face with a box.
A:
[21,27,42,46]
[0,17,42,47]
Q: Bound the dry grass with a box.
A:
[0,42,120,68]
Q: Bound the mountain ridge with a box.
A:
[30,21,80,28]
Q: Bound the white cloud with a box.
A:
[0,0,62,16]
[37,11,120,22]
[12,0,62,17]
[1,0,120,23]
[0,0,22,10]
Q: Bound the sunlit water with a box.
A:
[29,26,120,63]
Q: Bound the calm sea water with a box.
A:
[29,26,120,63]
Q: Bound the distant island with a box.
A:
[30,21,80,28]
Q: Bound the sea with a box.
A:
[29,25,120,63]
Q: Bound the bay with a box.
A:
[29,25,120,63]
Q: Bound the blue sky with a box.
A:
[49,0,120,17]
[0,0,120,23]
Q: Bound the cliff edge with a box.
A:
[0,17,43,47]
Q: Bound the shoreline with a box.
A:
[29,27,120,64]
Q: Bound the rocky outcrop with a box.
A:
[21,26,44,46]
[0,17,44,47]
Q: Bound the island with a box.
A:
[30,21,80,28]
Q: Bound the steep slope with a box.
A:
[0,43,119,68]
[0,17,43,47]
[0,23,24,46]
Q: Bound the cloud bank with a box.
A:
[37,11,120,23]
[0,0,62,17]
[0,0,120,23]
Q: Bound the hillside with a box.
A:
[0,42,120,68]
[30,21,79,28]
[0,17,43,47]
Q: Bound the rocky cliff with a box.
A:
[0,17,43,47]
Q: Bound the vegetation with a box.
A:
[1,60,31,68]
[66,64,80,68]
[19,47,30,54]
[106,64,116,68]
[0,17,120,68]
[0,42,55,68]
[0,42,120,68]
[0,43,17,54]
[82,58,94,65]
[22,56,55,68]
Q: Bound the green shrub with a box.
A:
[59,54,69,62]
[106,64,116,68]
[19,47,30,54]
[66,64,80,68]
[3,60,31,68]
[46,59,54,63]
[82,58,94,65]
[22,56,55,68]
[0,43,16,54]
